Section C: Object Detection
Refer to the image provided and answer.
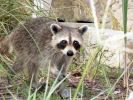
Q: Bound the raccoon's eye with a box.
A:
[57,40,67,49]
[61,40,67,45]
[73,40,80,50]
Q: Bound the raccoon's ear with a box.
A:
[78,25,88,35]
[50,23,62,35]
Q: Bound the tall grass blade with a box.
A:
[122,0,128,89]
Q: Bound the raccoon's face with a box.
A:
[50,23,88,57]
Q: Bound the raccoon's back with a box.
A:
[10,17,55,55]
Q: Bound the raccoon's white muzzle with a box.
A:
[62,46,77,56]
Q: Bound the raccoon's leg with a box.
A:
[27,60,38,83]
[50,65,66,81]
[50,65,71,98]
[26,59,47,91]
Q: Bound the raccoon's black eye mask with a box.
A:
[57,40,67,49]
[73,40,80,50]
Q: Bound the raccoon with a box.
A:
[0,16,88,98]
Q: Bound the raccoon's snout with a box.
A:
[67,50,74,56]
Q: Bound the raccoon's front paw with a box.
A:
[59,88,70,99]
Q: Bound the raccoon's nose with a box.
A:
[67,50,74,56]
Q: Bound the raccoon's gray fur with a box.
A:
[0,16,88,97]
